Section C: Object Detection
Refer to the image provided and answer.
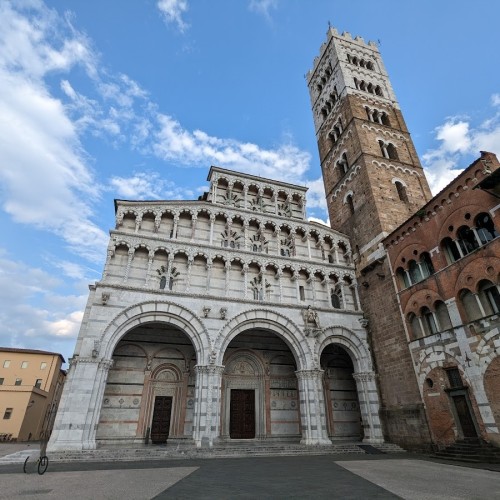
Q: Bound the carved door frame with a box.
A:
[221,351,266,440]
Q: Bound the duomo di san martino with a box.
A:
[48,27,500,454]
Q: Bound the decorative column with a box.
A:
[224,260,231,297]
[307,275,316,305]
[192,365,225,448]
[242,263,249,299]
[276,268,283,303]
[209,214,215,245]
[47,357,114,451]
[243,185,248,210]
[154,213,161,233]
[185,255,193,293]
[205,259,212,294]
[243,220,249,251]
[102,248,115,280]
[333,244,339,264]
[445,298,499,436]
[275,227,281,256]
[134,214,142,234]
[295,369,331,445]
[123,248,134,283]
[353,371,384,444]
[172,214,179,239]
[191,213,198,241]
[145,250,154,287]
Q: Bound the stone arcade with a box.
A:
[48,167,383,451]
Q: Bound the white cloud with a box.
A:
[0,252,86,357]
[249,0,278,20]
[157,0,189,32]
[0,1,108,261]
[422,100,500,195]
[151,114,311,182]
[304,177,327,211]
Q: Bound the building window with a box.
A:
[330,289,341,309]
[478,280,500,315]
[456,225,480,255]
[3,408,12,420]
[21,361,28,369]
[299,286,305,301]
[446,368,463,389]
[40,362,47,370]
[159,276,167,290]
[3,360,10,368]
[15,378,22,386]
[475,213,498,244]
[35,379,42,389]
[422,307,438,335]
[0,378,4,385]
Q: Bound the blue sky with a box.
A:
[1,0,499,365]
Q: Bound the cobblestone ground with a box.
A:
[0,454,499,499]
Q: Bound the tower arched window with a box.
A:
[395,181,408,203]
[475,212,498,244]
[375,85,383,96]
[337,153,349,175]
[367,83,374,94]
[386,143,399,160]
[346,194,355,214]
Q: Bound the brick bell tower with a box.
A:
[307,28,433,448]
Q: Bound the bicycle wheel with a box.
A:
[23,456,29,473]
[37,456,49,475]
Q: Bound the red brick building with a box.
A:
[385,151,500,447]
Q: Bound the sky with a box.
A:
[1,0,500,365]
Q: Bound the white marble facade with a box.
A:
[48,167,383,451]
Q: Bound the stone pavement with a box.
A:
[0,453,499,499]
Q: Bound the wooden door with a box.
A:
[453,395,477,438]
[230,389,255,439]
[151,396,172,444]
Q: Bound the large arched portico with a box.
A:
[48,301,211,452]
[317,327,384,444]
[220,330,301,442]
[96,322,197,446]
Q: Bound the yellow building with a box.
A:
[0,348,65,442]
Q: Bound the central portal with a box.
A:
[230,389,255,439]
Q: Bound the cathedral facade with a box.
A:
[48,167,382,451]
[49,28,500,453]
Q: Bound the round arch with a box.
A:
[214,309,308,369]
[316,326,372,373]
[99,300,209,363]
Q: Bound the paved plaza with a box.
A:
[0,453,499,499]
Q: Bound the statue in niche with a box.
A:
[302,306,321,337]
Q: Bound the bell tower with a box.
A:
[307,28,433,448]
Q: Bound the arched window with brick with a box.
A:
[407,312,423,339]
[475,212,498,244]
[394,180,408,203]
[477,279,500,316]
[459,288,482,322]
[435,301,452,331]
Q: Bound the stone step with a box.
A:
[0,442,405,465]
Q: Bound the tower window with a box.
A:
[331,289,341,309]
[346,194,355,214]
[395,181,408,203]
[35,379,42,389]
[299,286,305,301]
[337,153,349,175]
[387,143,398,160]
[375,85,383,96]
[15,378,22,386]
[3,408,13,420]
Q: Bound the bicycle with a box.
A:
[23,440,49,475]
